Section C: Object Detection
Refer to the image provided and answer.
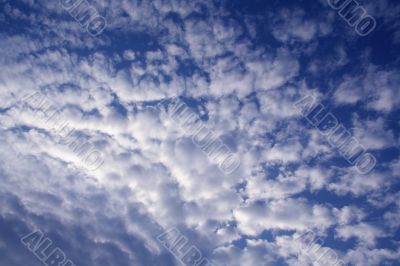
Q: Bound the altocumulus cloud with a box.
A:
[0,0,399,265]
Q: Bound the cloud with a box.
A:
[334,66,400,113]
[233,198,334,235]
[0,0,399,265]
[270,8,333,43]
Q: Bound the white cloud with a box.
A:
[233,199,334,235]
[0,0,398,265]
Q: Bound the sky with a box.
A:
[0,0,399,265]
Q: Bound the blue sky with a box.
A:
[0,0,399,265]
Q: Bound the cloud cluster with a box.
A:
[0,0,399,265]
